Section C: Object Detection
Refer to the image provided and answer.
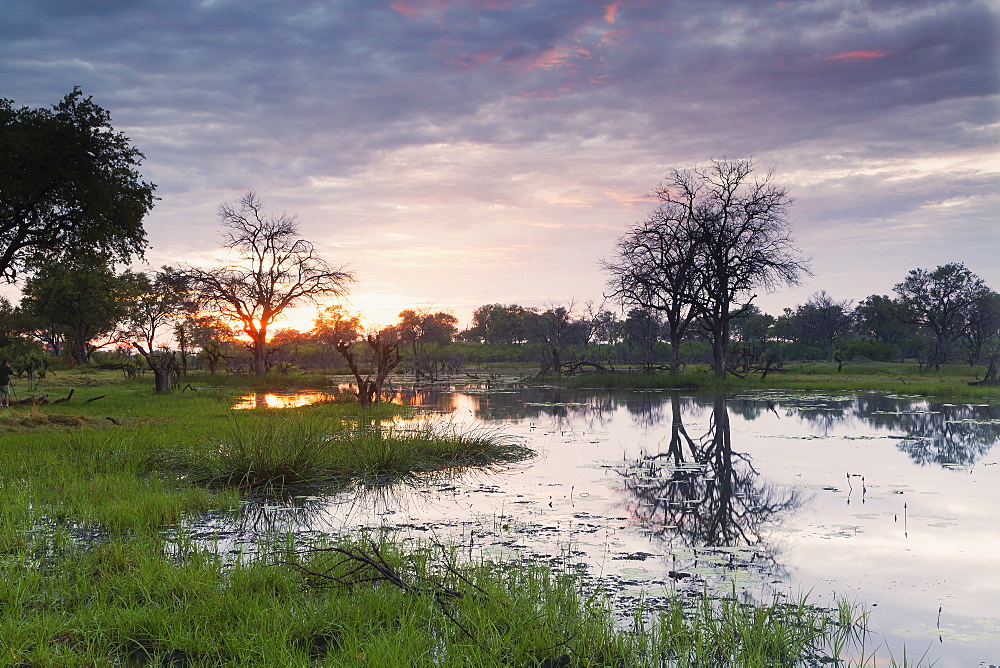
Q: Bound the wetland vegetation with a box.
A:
[1,369,958,665]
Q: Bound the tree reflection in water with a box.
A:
[618,394,801,583]
[743,393,1000,468]
[856,396,1000,467]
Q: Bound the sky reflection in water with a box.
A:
[213,386,1000,666]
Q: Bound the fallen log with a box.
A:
[52,389,75,405]
[561,361,617,375]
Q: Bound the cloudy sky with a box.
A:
[2,0,997,329]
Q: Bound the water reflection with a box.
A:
[236,386,999,469]
[734,392,1000,468]
[232,391,336,409]
[195,385,1000,664]
[618,394,800,579]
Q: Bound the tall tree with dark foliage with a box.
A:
[0,88,155,279]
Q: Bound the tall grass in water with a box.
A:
[346,420,534,480]
[181,412,533,490]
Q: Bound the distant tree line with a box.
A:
[2,91,997,391]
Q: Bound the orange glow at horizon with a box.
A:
[221,292,458,339]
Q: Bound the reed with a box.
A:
[178,412,533,491]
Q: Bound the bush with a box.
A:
[841,340,898,362]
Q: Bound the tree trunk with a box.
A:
[669,331,683,376]
[711,334,727,379]
[132,343,177,393]
[153,367,173,393]
[253,333,267,379]
[335,337,401,407]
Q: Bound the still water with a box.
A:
[219,386,1000,666]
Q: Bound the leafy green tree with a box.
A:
[853,295,913,344]
[525,304,589,375]
[590,310,623,345]
[462,304,530,344]
[312,304,362,369]
[963,290,1000,367]
[415,311,458,346]
[186,315,236,375]
[390,309,459,379]
[122,268,189,393]
[0,88,154,280]
[313,305,362,347]
[731,305,775,347]
[0,297,48,379]
[894,263,990,370]
[794,291,853,361]
[20,253,142,365]
[622,307,664,370]
[729,304,777,369]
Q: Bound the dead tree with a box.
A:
[335,333,401,407]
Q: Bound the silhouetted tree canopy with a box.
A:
[894,262,989,371]
[20,253,143,365]
[0,88,155,280]
[606,158,809,378]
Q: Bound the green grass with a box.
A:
[0,532,885,666]
[554,361,1000,401]
[0,371,533,531]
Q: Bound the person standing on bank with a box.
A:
[0,361,13,408]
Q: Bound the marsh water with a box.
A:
[219,386,1000,666]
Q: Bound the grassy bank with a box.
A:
[552,361,1000,400]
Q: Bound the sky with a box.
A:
[2,0,998,331]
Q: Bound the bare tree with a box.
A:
[185,192,353,378]
[604,202,701,375]
[336,331,401,407]
[652,158,809,378]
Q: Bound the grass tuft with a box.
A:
[178,412,533,491]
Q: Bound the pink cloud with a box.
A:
[389,0,425,18]
[600,27,630,47]
[455,50,504,69]
[825,50,889,62]
[390,0,516,19]
[604,2,620,24]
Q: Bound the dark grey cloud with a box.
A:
[1,0,996,317]
[5,0,993,176]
